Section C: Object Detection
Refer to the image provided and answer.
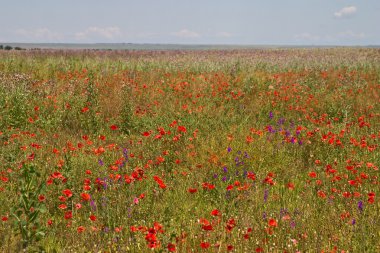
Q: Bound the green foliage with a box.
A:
[10,164,46,251]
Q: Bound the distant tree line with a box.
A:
[0,45,24,50]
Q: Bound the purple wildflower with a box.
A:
[277,118,285,125]
[264,189,269,202]
[90,199,97,211]
[358,201,363,212]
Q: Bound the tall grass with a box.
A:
[0,48,379,252]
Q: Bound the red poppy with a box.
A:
[1,216,8,222]
[58,204,67,210]
[110,124,118,130]
[268,218,277,227]
[226,185,234,191]
[211,209,221,216]
[58,196,66,202]
[142,131,151,137]
[226,219,236,232]
[202,224,213,231]
[81,193,91,201]
[287,182,295,190]
[177,125,187,133]
[169,120,177,127]
[77,226,85,233]
[64,211,72,220]
[167,243,176,252]
[317,190,326,198]
[200,242,210,249]
[38,194,46,202]
[62,189,73,198]
[188,188,197,193]
[89,215,97,221]
[153,176,167,189]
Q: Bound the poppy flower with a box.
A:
[200,242,210,249]
[77,226,85,233]
[142,131,151,137]
[62,189,73,198]
[318,190,326,198]
[110,125,118,130]
[64,211,73,220]
[202,224,213,231]
[89,215,97,221]
[268,218,277,227]
[211,209,221,216]
[81,193,91,201]
[167,243,176,252]
[226,185,234,191]
[226,219,236,232]
[38,194,46,202]
[1,216,8,222]
[153,176,167,189]
[177,125,187,133]
[58,204,67,210]
[58,196,66,202]
[287,182,295,190]
[188,188,197,193]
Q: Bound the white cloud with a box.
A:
[334,6,357,18]
[75,26,122,40]
[338,30,365,39]
[14,28,63,41]
[215,32,233,38]
[172,29,200,38]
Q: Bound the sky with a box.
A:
[0,0,379,45]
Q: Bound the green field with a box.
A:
[0,48,379,252]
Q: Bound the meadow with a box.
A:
[0,48,379,252]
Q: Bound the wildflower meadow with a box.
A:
[0,48,379,252]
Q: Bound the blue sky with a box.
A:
[0,0,379,45]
